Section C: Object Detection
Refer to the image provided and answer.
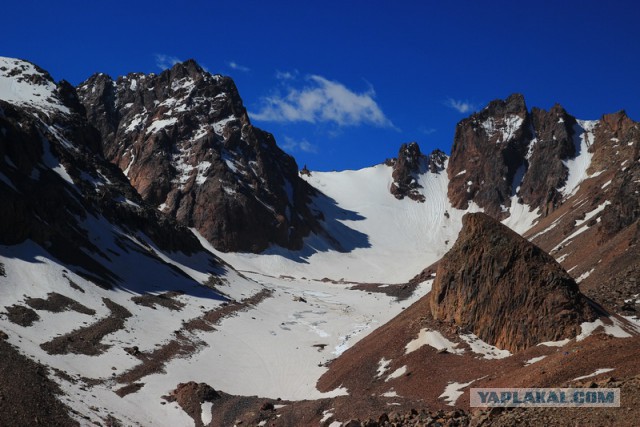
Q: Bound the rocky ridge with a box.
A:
[0,57,214,286]
[77,60,322,252]
[447,93,531,217]
[447,93,599,220]
[388,142,446,202]
[519,108,640,319]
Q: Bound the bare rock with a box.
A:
[429,212,599,352]
[390,142,446,202]
[447,93,531,218]
[518,104,578,215]
[167,381,220,427]
[77,60,322,253]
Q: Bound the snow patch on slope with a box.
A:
[146,117,177,135]
[561,120,598,197]
[573,368,615,381]
[439,380,475,406]
[524,355,547,366]
[577,318,632,341]
[459,333,511,359]
[405,329,464,355]
[481,115,524,143]
[385,366,407,381]
[0,57,70,115]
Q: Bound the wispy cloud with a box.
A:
[419,126,437,135]
[445,98,476,114]
[227,61,250,72]
[281,136,318,154]
[251,75,393,128]
[154,54,181,70]
[275,70,298,81]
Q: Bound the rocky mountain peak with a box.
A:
[0,58,207,288]
[485,92,527,116]
[0,57,71,117]
[169,58,208,79]
[429,212,598,352]
[477,93,529,145]
[446,94,606,219]
[77,61,321,252]
[447,94,531,217]
[389,142,446,202]
[599,110,635,134]
[427,148,447,173]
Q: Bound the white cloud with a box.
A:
[227,61,250,72]
[154,54,181,70]
[251,75,393,128]
[275,70,298,81]
[281,136,318,153]
[445,98,476,114]
[419,126,437,135]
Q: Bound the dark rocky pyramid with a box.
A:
[428,212,598,352]
[77,60,322,252]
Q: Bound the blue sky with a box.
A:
[4,1,639,171]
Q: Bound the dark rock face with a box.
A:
[427,148,447,174]
[429,213,597,352]
[447,94,588,219]
[77,60,320,252]
[0,59,205,288]
[592,112,640,237]
[447,94,531,217]
[518,105,577,215]
[390,142,446,202]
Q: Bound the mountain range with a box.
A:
[0,56,639,426]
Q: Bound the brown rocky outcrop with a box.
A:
[592,111,640,237]
[518,105,578,215]
[389,142,446,202]
[166,382,220,427]
[447,94,592,219]
[77,60,322,252]
[447,94,531,217]
[429,212,598,352]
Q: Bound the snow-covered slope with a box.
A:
[215,161,539,283]
[0,227,434,425]
[0,238,257,426]
[0,57,69,115]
